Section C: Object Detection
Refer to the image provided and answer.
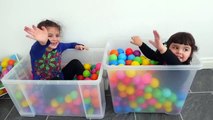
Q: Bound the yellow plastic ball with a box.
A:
[142,59,150,65]
[154,102,162,109]
[51,99,59,108]
[1,61,8,68]
[144,93,152,99]
[150,78,160,88]
[130,101,138,108]
[126,85,135,95]
[21,100,29,107]
[125,70,136,78]
[84,63,91,70]
[117,83,126,92]
[65,95,72,103]
[56,107,64,115]
[131,61,140,66]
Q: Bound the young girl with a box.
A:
[24,19,88,80]
[131,30,198,65]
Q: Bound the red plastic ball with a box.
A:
[125,48,133,55]
[125,60,132,65]
[77,75,85,80]
[90,74,98,80]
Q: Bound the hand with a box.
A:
[75,45,89,50]
[130,36,143,47]
[24,25,48,45]
[149,30,167,54]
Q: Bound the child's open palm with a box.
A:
[149,30,167,54]
[24,25,48,45]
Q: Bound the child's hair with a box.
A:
[166,32,198,63]
[37,19,61,32]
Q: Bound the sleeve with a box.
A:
[160,49,182,65]
[139,43,161,61]
[30,40,51,59]
[59,42,80,52]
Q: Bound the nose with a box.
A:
[177,49,183,54]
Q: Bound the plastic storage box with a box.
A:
[103,40,202,114]
[2,49,106,119]
[0,54,19,97]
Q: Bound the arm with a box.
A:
[59,42,89,52]
[159,49,183,65]
[131,36,160,61]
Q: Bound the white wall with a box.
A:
[0,0,213,66]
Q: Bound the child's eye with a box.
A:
[56,35,60,37]
[184,48,189,52]
[48,35,53,37]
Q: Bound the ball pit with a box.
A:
[108,48,159,66]
[108,70,188,114]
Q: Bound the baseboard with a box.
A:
[200,57,213,69]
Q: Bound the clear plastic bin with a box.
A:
[103,40,202,114]
[2,49,106,119]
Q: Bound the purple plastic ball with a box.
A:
[133,50,141,56]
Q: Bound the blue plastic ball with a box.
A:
[127,54,135,60]
[118,53,127,60]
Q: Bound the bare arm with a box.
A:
[24,25,48,45]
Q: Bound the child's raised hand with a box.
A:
[75,45,89,50]
[130,36,143,47]
[24,25,48,45]
[149,30,167,54]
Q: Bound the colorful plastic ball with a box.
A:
[142,73,152,84]
[142,59,150,65]
[153,88,162,99]
[125,70,136,78]
[70,91,78,100]
[117,83,126,92]
[117,59,125,65]
[116,70,126,80]
[109,54,117,61]
[127,54,135,60]
[1,61,8,68]
[133,57,142,64]
[8,59,16,66]
[126,85,135,95]
[150,78,160,88]
[84,63,91,70]
[162,88,172,98]
[91,69,96,74]
[77,75,85,80]
[168,93,177,102]
[125,60,132,65]
[145,86,153,93]
[118,53,127,60]
[91,74,98,80]
[95,63,101,70]
[83,70,91,77]
[110,49,119,56]
[150,60,159,65]
[131,61,140,66]
[125,48,133,55]
[133,50,141,56]
[117,48,124,54]
[109,60,118,65]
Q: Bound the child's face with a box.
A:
[169,43,192,62]
[47,27,61,49]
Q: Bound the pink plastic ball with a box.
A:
[116,70,126,80]
[96,63,101,70]
[142,73,152,84]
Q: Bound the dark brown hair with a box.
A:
[37,19,61,32]
[166,32,198,64]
